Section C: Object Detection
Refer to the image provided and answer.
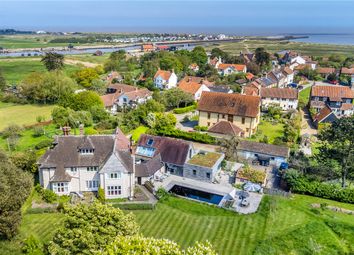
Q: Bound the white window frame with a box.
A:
[87,166,98,172]
[86,180,99,189]
[52,182,68,193]
[108,172,121,179]
[107,186,121,196]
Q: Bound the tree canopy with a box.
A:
[0,151,32,239]
[41,52,65,71]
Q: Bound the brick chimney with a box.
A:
[62,126,71,136]
[79,124,84,136]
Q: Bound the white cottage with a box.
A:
[153,69,178,89]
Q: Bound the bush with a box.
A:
[173,104,197,114]
[284,172,354,204]
[156,187,170,201]
[32,126,44,137]
[97,187,105,203]
[34,139,53,150]
[112,203,155,210]
[155,128,216,144]
[41,189,57,203]
[194,125,208,131]
[22,235,44,255]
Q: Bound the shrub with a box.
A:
[173,104,197,114]
[34,139,53,150]
[34,183,43,193]
[194,125,208,131]
[156,187,170,201]
[22,235,44,255]
[112,203,155,210]
[155,128,216,144]
[284,172,354,204]
[32,126,44,137]
[41,189,57,203]
[97,187,105,203]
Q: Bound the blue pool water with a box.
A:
[169,185,223,205]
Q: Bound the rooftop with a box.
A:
[187,151,223,168]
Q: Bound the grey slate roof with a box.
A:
[135,154,164,177]
[238,140,289,158]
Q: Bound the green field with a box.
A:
[205,40,354,57]
[299,87,312,106]
[0,58,81,84]
[0,102,55,131]
[66,53,110,64]
[0,194,353,255]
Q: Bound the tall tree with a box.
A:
[191,46,208,67]
[48,202,139,254]
[0,68,6,91]
[41,52,64,71]
[255,48,270,67]
[0,151,32,239]
[218,135,240,161]
[317,117,354,187]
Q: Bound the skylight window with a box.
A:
[146,138,154,146]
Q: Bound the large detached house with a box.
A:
[198,92,261,137]
[310,85,354,118]
[218,64,247,76]
[260,88,298,111]
[153,69,178,89]
[101,84,152,114]
[38,129,135,199]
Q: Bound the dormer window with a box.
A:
[87,166,98,172]
[80,149,94,155]
[146,138,154,146]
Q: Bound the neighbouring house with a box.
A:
[135,134,194,177]
[208,56,222,68]
[197,92,261,137]
[240,52,255,63]
[38,129,135,199]
[312,105,338,128]
[101,84,152,114]
[316,67,336,79]
[207,120,244,138]
[106,71,123,84]
[156,45,169,51]
[153,69,178,89]
[282,67,294,84]
[141,44,154,52]
[242,81,262,96]
[178,79,210,101]
[208,85,233,94]
[188,63,200,72]
[260,87,298,111]
[246,72,255,81]
[257,77,278,88]
[93,50,103,56]
[218,64,247,76]
[267,69,287,87]
[310,85,354,118]
[184,151,225,183]
[237,140,290,167]
[341,67,354,75]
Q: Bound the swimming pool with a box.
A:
[169,185,224,205]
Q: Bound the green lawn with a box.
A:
[0,194,353,255]
[133,195,354,255]
[0,103,55,131]
[248,120,284,144]
[0,58,81,84]
[205,40,354,57]
[299,86,311,106]
[66,54,110,64]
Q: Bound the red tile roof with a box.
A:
[208,121,243,136]
[261,88,298,100]
[341,67,354,75]
[154,70,172,80]
[246,73,255,80]
[313,105,333,123]
[180,76,214,86]
[218,64,246,72]
[178,81,203,95]
[101,93,116,107]
[311,85,354,99]
[317,67,336,74]
[198,92,260,118]
[282,67,293,75]
[243,87,259,96]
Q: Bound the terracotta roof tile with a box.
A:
[317,67,336,74]
[198,92,260,118]
[208,121,244,136]
[218,64,246,72]
[311,85,354,99]
[313,105,333,123]
[178,81,203,95]
[154,70,172,80]
[341,67,354,75]
[261,88,298,100]
[181,76,214,86]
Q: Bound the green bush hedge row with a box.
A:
[173,104,197,114]
[112,203,155,210]
[287,176,354,204]
[155,129,216,144]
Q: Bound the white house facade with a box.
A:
[260,88,298,111]
[153,69,178,89]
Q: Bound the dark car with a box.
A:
[288,83,298,88]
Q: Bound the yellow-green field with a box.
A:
[0,102,55,130]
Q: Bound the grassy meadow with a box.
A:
[0,58,81,84]
[1,194,353,255]
[205,40,354,57]
[0,102,55,131]
[248,121,284,144]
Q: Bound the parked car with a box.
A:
[288,83,298,88]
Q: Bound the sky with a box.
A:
[1,0,354,35]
